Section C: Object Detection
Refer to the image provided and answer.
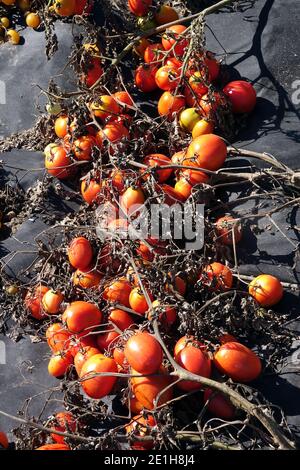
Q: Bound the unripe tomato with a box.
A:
[46,323,71,352]
[6,29,20,45]
[192,119,214,139]
[63,301,102,334]
[120,187,145,214]
[54,0,75,16]
[103,279,132,307]
[131,365,173,409]
[82,58,103,88]
[90,95,120,120]
[179,108,202,132]
[125,414,156,450]
[204,389,235,420]
[72,135,96,161]
[135,64,158,92]
[113,91,134,111]
[36,443,70,450]
[73,267,102,289]
[109,309,134,331]
[155,5,178,25]
[248,274,283,307]
[48,351,73,378]
[157,91,185,119]
[80,354,118,399]
[223,80,256,114]
[51,412,77,444]
[174,177,192,200]
[144,153,173,182]
[201,262,233,290]
[214,342,262,382]
[180,161,210,186]
[81,176,103,205]
[150,299,177,328]
[144,43,164,64]
[175,344,211,391]
[215,215,242,245]
[42,289,64,314]
[0,431,9,449]
[25,285,49,320]
[162,25,188,56]
[96,330,119,352]
[68,237,93,270]
[74,346,100,375]
[124,331,163,374]
[128,0,152,17]
[155,65,180,91]
[186,134,227,171]
[25,12,41,28]
[129,287,153,315]
[45,145,74,180]
[133,37,150,57]
[54,115,69,138]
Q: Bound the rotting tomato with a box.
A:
[125,414,156,450]
[201,262,233,290]
[157,91,185,119]
[96,330,120,352]
[46,323,71,352]
[68,237,93,270]
[51,412,77,444]
[203,389,235,420]
[63,301,102,334]
[214,342,262,382]
[186,133,227,171]
[128,0,152,17]
[248,274,283,307]
[215,215,242,245]
[108,309,134,331]
[175,344,211,391]
[223,80,256,114]
[42,289,64,314]
[129,287,153,315]
[25,285,49,320]
[48,351,74,378]
[155,65,180,91]
[80,354,118,399]
[162,24,189,57]
[124,331,163,374]
[135,64,158,92]
[131,365,173,410]
[103,279,132,307]
[74,346,100,375]
[143,153,173,182]
[73,267,102,289]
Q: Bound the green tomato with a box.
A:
[46,102,62,116]
[137,16,157,31]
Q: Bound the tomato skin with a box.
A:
[204,389,235,420]
[101,122,129,144]
[54,115,69,138]
[113,91,134,111]
[180,161,210,186]
[144,43,164,64]
[51,412,77,444]
[68,237,93,270]
[69,334,97,357]
[42,290,64,314]
[150,300,177,328]
[186,134,227,171]
[103,279,132,307]
[159,184,187,206]
[174,178,192,200]
[74,346,100,375]
[155,5,178,25]
[223,80,256,114]
[174,336,203,357]
[214,342,262,382]
[144,153,173,182]
[72,135,96,161]
[48,351,74,378]
[215,216,242,245]
[113,347,126,368]
[192,119,214,139]
[201,262,233,291]
[135,64,158,92]
[199,91,226,118]
[157,91,185,119]
[109,309,134,331]
[171,150,186,165]
[46,323,71,352]
[249,274,283,307]
[162,25,189,57]
[179,108,202,132]
[82,58,103,88]
[175,345,211,391]
[124,332,163,374]
[73,267,102,289]
[189,71,208,97]
[81,176,103,205]
[36,443,70,450]
[131,366,173,409]
[25,285,49,320]
[96,330,120,352]
[0,431,9,449]
[80,354,118,399]
[45,145,74,180]
[54,0,75,16]
[63,301,102,334]
[128,0,152,17]
[155,65,180,91]
[120,187,145,215]
[91,95,120,120]
[129,395,144,414]
[129,287,153,315]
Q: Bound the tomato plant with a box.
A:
[45,145,74,180]
[73,267,102,289]
[144,43,164,64]
[158,91,185,119]
[48,351,73,378]
[46,323,71,352]
[155,65,181,91]
[81,176,103,205]
[129,287,153,315]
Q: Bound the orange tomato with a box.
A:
[159,184,187,205]
[174,178,192,200]
[214,342,262,382]
[189,71,208,97]
[131,366,173,409]
[155,5,178,25]
[174,336,203,357]
[180,161,210,186]
[36,443,70,450]
[90,95,120,120]
[135,64,158,92]
[201,262,233,290]
[73,267,102,289]
[46,323,71,352]
[124,331,163,375]
[103,279,132,307]
[113,347,127,368]
[81,176,103,205]
[45,145,74,180]
[72,135,96,161]
[144,43,164,64]
[171,149,186,165]
[162,25,188,56]
[108,309,134,331]
[128,395,144,414]
[74,346,100,375]
[248,274,283,307]
[68,237,93,270]
[129,287,153,315]
[42,289,64,314]
[48,351,74,378]
[80,354,118,399]
[63,301,102,334]
[54,115,69,138]
[113,91,134,111]
[155,65,180,91]
[192,119,214,139]
[25,285,49,320]
[125,414,156,450]
[157,91,185,119]
[143,153,173,183]
[175,344,211,391]
[120,187,145,215]
[96,330,120,352]
[215,215,242,245]
[54,0,75,16]
[101,122,129,143]
[128,0,152,17]
[186,134,227,171]
[51,412,77,444]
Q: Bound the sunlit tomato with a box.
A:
[133,37,151,57]
[189,71,208,96]
[159,184,186,205]
[25,285,49,320]
[174,336,203,357]
[155,4,178,25]
[25,12,41,28]
[109,309,134,331]
[74,0,93,14]
[0,432,9,449]
[180,161,210,186]
[144,43,164,64]
[248,274,283,307]
[80,354,118,399]
[54,115,69,138]
[45,145,74,180]
[165,57,183,69]
[186,134,227,171]
[101,122,129,144]
[91,95,120,120]
[174,177,192,200]
[113,347,126,368]
[53,0,75,16]
[113,91,134,111]
[192,119,214,138]
[128,0,152,16]
[36,443,70,450]
[120,187,145,215]
[73,267,102,289]
[171,150,186,165]
[96,330,119,352]
[74,347,100,375]
[204,52,220,81]
[46,323,71,352]
[144,153,173,182]
[1,17,10,28]
[214,342,262,382]
[179,108,202,132]
[155,65,180,91]
[129,287,153,315]
[157,91,185,119]
[184,85,202,107]
[162,25,188,56]
[203,389,235,420]
[125,414,156,450]
[136,237,167,262]
[51,412,77,444]
[219,333,237,344]
[223,80,256,114]
[201,262,233,290]
[6,29,21,45]
[81,176,103,205]
[68,237,93,270]
[72,135,96,161]
[135,64,158,92]
[48,351,73,378]
[150,299,177,328]
[175,344,211,391]
[129,395,144,414]
[125,332,163,374]
[42,290,64,314]
[63,301,102,334]
[111,169,127,192]
[131,365,173,409]
[103,279,132,307]
[215,215,242,245]
[81,57,103,87]
[69,334,97,357]
[199,91,226,118]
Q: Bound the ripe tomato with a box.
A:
[199,91,226,118]
[36,443,70,450]
[155,65,180,91]
[51,412,77,444]
[204,52,220,81]
[72,135,96,161]
[214,342,262,382]
[103,279,132,307]
[186,134,227,171]
[215,215,242,245]
[162,25,189,57]
[124,331,163,374]
[219,333,237,344]
[128,395,144,414]
[144,153,173,182]
[179,108,202,132]
[113,91,134,111]
[165,57,183,69]
[159,184,187,205]
[80,354,118,399]
[129,287,153,315]
[158,91,185,119]
[180,161,210,186]
[81,176,103,205]
[42,290,64,314]
[82,58,103,88]
[74,0,93,14]
[110,169,128,192]
[184,85,202,107]
[174,178,192,200]
[171,149,186,165]
[125,414,156,450]
[48,351,73,378]
[6,29,21,45]
[204,389,235,420]
[109,309,134,331]
[174,336,203,356]
[167,273,187,296]
[73,267,102,289]
[25,285,49,320]
[131,365,173,409]
[120,187,145,215]
[25,12,41,28]
[144,43,164,64]
[133,37,150,57]
[175,344,211,391]
[248,274,283,307]
[98,243,122,272]
[45,145,73,180]
[128,0,152,16]
[192,119,214,138]
[136,237,167,262]
[74,346,100,375]
[91,95,120,120]
[54,115,69,138]
[189,71,208,97]
[201,262,233,290]
[0,431,9,449]
[46,323,71,352]
[96,330,119,352]
[63,301,102,334]
[155,5,178,25]
[223,80,256,114]
[135,64,158,92]
[113,347,126,368]
[69,334,97,357]
[68,237,93,270]
[54,0,75,16]
[150,299,177,328]
[101,122,129,144]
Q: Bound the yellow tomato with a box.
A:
[179,108,202,132]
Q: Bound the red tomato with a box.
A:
[90,95,120,120]
[74,346,100,375]
[125,414,156,450]
[155,5,178,25]
[143,153,173,182]
[54,115,69,139]
[215,215,242,245]
[113,347,126,368]
[199,91,226,118]
[186,134,227,171]
[51,412,77,444]
[135,64,158,92]
[174,178,192,200]
[162,25,189,57]
[108,309,134,331]
[113,91,134,111]
[150,299,177,328]
[157,91,185,119]
[96,330,120,352]
[42,290,64,314]
[249,274,283,307]
[81,58,103,88]
[124,331,163,374]
[201,262,233,290]
[120,187,145,215]
[36,443,70,450]
[46,323,71,352]
[192,119,215,139]
[62,301,102,334]
[159,184,187,205]
[25,285,49,320]
[129,287,153,315]
[48,351,74,378]
[175,344,211,391]
[155,65,180,91]
[81,176,103,205]
[45,145,74,180]
[136,237,167,262]
[73,267,102,289]
[223,80,256,114]
[171,150,186,165]
[165,57,183,69]
[128,0,152,17]
[103,279,132,307]
[0,432,9,449]
[174,336,204,357]
[68,237,93,270]
[69,334,97,357]
[131,365,173,409]
[144,43,164,64]
[214,342,262,382]
[74,0,93,14]
[72,135,96,161]
[80,354,118,399]
[204,389,235,420]
[180,161,210,186]
[101,122,129,144]
[189,71,208,97]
